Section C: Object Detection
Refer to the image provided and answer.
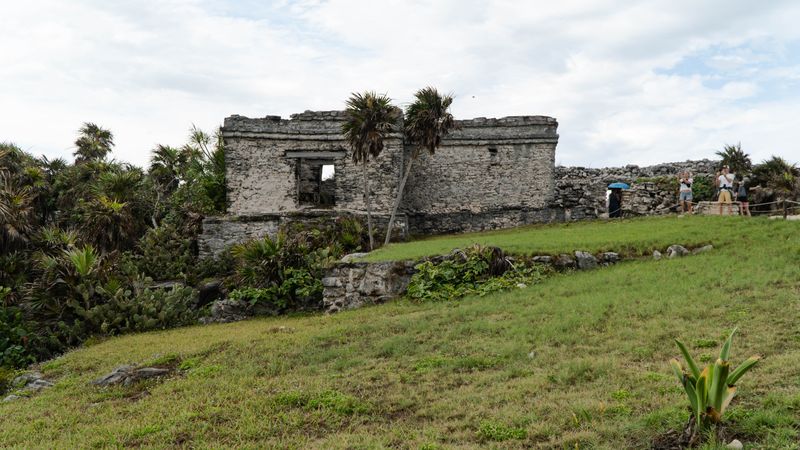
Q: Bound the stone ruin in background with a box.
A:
[198,110,719,256]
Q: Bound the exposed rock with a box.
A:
[91,365,170,387]
[11,372,44,389]
[3,394,20,402]
[666,244,690,258]
[553,254,576,269]
[516,283,527,288]
[340,252,369,263]
[11,372,53,393]
[201,298,250,324]
[692,244,714,255]
[601,252,620,264]
[653,250,662,260]
[532,255,552,264]
[574,251,598,270]
[726,439,743,449]
[197,279,225,307]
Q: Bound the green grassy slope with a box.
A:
[2,216,800,449]
[365,215,724,261]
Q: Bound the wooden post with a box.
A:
[783,199,788,219]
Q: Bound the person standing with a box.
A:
[678,171,693,214]
[737,177,751,216]
[717,166,735,215]
[608,188,623,218]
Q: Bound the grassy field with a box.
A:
[2,216,800,448]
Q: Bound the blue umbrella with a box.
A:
[608,182,630,189]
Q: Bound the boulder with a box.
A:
[653,250,662,260]
[10,372,53,393]
[202,298,250,324]
[532,255,552,264]
[197,279,224,307]
[2,394,20,402]
[574,251,598,270]
[726,439,743,449]
[666,245,690,258]
[600,252,620,264]
[554,254,576,269]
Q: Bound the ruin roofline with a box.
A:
[222,110,559,143]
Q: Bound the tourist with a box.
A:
[737,177,751,216]
[678,171,693,214]
[608,188,623,218]
[717,166,735,215]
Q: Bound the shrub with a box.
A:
[670,328,760,443]
[135,224,195,281]
[691,175,715,202]
[0,301,36,368]
[230,233,332,311]
[406,245,550,302]
[477,420,527,442]
[85,286,198,335]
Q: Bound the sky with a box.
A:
[1,0,799,168]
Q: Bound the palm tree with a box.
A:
[384,87,455,245]
[0,171,34,251]
[342,92,400,250]
[74,123,114,163]
[716,143,752,176]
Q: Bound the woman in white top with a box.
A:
[717,166,735,215]
[678,171,693,214]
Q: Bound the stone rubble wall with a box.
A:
[322,260,417,313]
[552,159,718,219]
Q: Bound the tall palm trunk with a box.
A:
[384,155,415,246]
[363,162,374,250]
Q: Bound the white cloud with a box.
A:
[0,0,799,169]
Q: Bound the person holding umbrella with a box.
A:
[608,182,629,218]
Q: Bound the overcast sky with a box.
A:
[2,0,799,168]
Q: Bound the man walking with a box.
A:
[717,166,735,215]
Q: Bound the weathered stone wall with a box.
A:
[198,212,408,257]
[223,111,404,216]
[402,116,558,214]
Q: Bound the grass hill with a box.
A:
[2,216,799,448]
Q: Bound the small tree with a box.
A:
[715,143,752,176]
[384,87,455,245]
[342,92,400,250]
[74,123,114,164]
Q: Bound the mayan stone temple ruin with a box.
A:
[199,110,718,256]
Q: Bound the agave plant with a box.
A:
[670,328,759,438]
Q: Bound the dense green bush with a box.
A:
[85,286,198,335]
[0,302,36,368]
[691,175,715,202]
[134,223,195,281]
[406,245,550,302]
[230,233,332,312]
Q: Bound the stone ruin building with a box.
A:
[199,110,718,256]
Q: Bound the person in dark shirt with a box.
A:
[737,177,751,216]
[608,188,623,218]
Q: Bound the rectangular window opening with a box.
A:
[298,159,336,207]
